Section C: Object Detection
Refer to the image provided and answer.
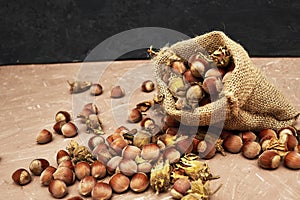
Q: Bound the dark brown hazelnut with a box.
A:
[258,150,281,169]
[90,83,103,96]
[55,111,71,123]
[128,108,142,123]
[241,141,261,159]
[141,80,155,92]
[48,179,68,198]
[29,158,50,176]
[36,129,53,144]
[110,86,125,98]
[12,168,31,186]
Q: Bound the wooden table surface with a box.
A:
[0,58,299,200]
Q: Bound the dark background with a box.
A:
[0,0,299,65]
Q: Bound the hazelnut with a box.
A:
[183,70,199,84]
[110,137,128,154]
[12,168,31,186]
[90,83,103,96]
[58,160,74,171]
[91,160,106,179]
[192,137,201,153]
[186,84,204,103]
[258,150,281,169]
[74,161,91,180]
[240,131,257,142]
[176,138,193,154]
[56,150,71,165]
[197,140,216,159]
[170,178,191,199]
[78,175,96,196]
[278,126,296,138]
[119,159,138,177]
[29,158,50,176]
[83,103,99,114]
[128,108,143,123]
[67,196,84,200]
[241,141,261,159]
[48,179,68,198]
[106,156,122,175]
[141,143,160,161]
[130,172,149,193]
[40,166,56,186]
[283,151,300,170]
[141,80,155,92]
[110,86,125,98]
[36,129,53,144]
[202,76,223,96]
[53,121,66,135]
[92,182,112,200]
[163,147,181,164]
[61,121,78,138]
[171,61,187,75]
[188,55,207,77]
[204,67,225,78]
[94,148,112,164]
[140,117,155,129]
[259,129,277,140]
[223,135,243,154]
[122,145,141,160]
[109,172,130,193]
[137,162,152,174]
[165,127,179,136]
[55,111,71,123]
[285,134,299,151]
[162,115,180,127]
[53,166,75,186]
[88,135,105,151]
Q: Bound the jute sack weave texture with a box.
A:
[154,31,299,131]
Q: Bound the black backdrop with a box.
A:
[0,0,299,65]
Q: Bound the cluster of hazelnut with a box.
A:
[160,46,234,110]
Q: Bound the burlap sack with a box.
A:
[154,31,299,131]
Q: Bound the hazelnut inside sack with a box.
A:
[153,31,299,131]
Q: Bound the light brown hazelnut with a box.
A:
[92,182,112,200]
[90,83,103,96]
[109,172,130,193]
[141,80,155,92]
[240,131,257,142]
[223,135,243,154]
[130,172,149,193]
[122,145,141,160]
[12,168,31,186]
[56,150,71,165]
[163,147,181,164]
[171,61,187,75]
[94,148,112,164]
[29,158,50,176]
[162,115,180,127]
[88,135,105,151]
[204,67,225,78]
[278,126,296,138]
[137,162,152,173]
[48,179,68,198]
[53,166,75,186]
[36,129,53,144]
[259,129,277,140]
[83,103,99,114]
[119,159,138,177]
[78,175,96,196]
[91,160,106,179]
[110,137,128,154]
[106,156,123,175]
[197,140,216,159]
[61,121,78,138]
[202,76,223,96]
[141,143,160,161]
[283,151,300,170]
[186,84,204,102]
[140,117,155,129]
[128,108,143,123]
[74,161,91,180]
[53,121,66,135]
[188,55,207,77]
[40,166,57,186]
[58,160,74,171]
[170,178,191,199]
[258,150,281,169]
[110,86,125,98]
[55,111,71,123]
[241,141,261,159]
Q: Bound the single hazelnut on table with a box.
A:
[36,129,53,144]
[141,80,155,92]
[119,158,138,177]
[109,172,130,193]
[61,121,78,138]
[197,140,216,159]
[52,166,75,186]
[91,160,106,179]
[128,108,143,123]
[241,141,261,159]
[74,161,91,180]
[223,134,243,154]
[29,158,50,176]
[170,178,191,199]
[56,149,71,165]
[55,111,71,123]
[48,179,68,199]
[12,168,32,186]
[92,182,112,200]
[90,83,103,96]
[258,150,281,169]
[130,172,149,193]
[40,166,56,186]
[110,86,125,98]
[283,151,300,170]
[78,175,96,196]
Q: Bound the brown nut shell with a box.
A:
[130,172,149,193]
[74,161,91,180]
[78,175,96,196]
[128,108,143,123]
[111,86,125,98]
[258,150,281,169]
[40,166,57,186]
[241,141,261,159]
[53,166,75,186]
[48,179,68,198]
[36,129,53,144]
[223,135,243,154]
[12,168,32,186]
[119,159,138,177]
[55,111,71,123]
[109,173,130,193]
[283,151,300,170]
[56,150,71,165]
[92,182,112,200]
[61,121,78,138]
[91,160,106,179]
[29,158,50,176]
[141,80,155,92]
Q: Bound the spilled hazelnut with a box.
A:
[55,111,71,123]
[258,150,281,169]
[137,162,152,173]
[122,145,141,160]
[90,83,103,96]
[130,172,149,193]
[119,158,138,177]
[29,158,50,176]
[140,117,155,129]
[128,108,143,123]
[141,80,155,92]
[241,141,261,159]
[163,147,181,164]
[53,121,66,135]
[12,168,32,186]
[110,137,128,154]
[141,143,160,161]
[40,166,56,186]
[52,166,75,186]
[88,135,105,151]
[91,160,106,179]
[110,86,125,98]
[56,149,71,165]
[240,131,257,142]
[170,178,191,199]
[223,135,243,154]
[92,182,112,200]
[197,140,216,159]
[48,179,68,198]
[74,161,91,180]
[61,121,78,138]
[109,172,130,193]
[106,156,123,175]
[78,175,96,196]
[283,151,300,170]
[36,129,53,144]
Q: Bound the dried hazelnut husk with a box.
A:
[141,143,160,161]
[36,129,53,144]
[106,156,123,175]
[40,166,57,186]
[109,172,130,193]
[163,147,181,164]
[91,160,106,179]
[170,178,191,199]
[171,61,187,75]
[29,158,50,176]
[223,135,243,154]
[130,172,149,193]
[141,80,155,92]
[61,121,78,138]
[56,149,71,165]
[48,179,68,198]
[210,46,231,67]
[258,150,281,169]
[240,131,257,142]
[110,86,125,98]
[12,168,32,186]
[241,141,261,159]
[119,158,138,177]
[92,182,112,200]
[122,145,141,160]
[283,151,300,170]
[78,175,96,196]
[133,131,151,149]
[90,83,103,96]
[52,166,75,186]
[88,135,105,151]
[55,111,71,123]
[74,161,91,180]
[128,108,143,123]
